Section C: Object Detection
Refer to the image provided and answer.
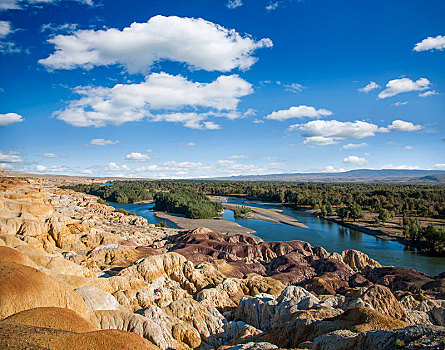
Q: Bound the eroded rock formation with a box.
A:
[0,177,444,350]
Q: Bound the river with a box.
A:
[109,198,445,276]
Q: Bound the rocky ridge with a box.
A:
[0,177,444,349]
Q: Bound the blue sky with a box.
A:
[0,0,444,178]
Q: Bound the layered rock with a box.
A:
[1,177,444,350]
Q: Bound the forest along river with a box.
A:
[109,198,445,276]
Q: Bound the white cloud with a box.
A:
[226,0,242,9]
[151,112,222,130]
[303,136,339,146]
[290,120,384,140]
[0,20,12,37]
[404,145,413,150]
[386,120,423,132]
[343,155,368,166]
[0,21,20,54]
[419,90,439,97]
[124,152,151,162]
[105,162,131,172]
[393,101,408,106]
[41,22,78,34]
[290,119,422,146]
[145,149,153,153]
[81,169,93,175]
[432,163,445,170]
[342,143,367,150]
[0,112,23,126]
[36,165,47,172]
[358,81,380,93]
[228,154,247,160]
[56,72,252,128]
[253,119,264,124]
[266,2,279,11]
[0,151,22,163]
[323,166,346,173]
[283,82,305,93]
[186,142,196,147]
[381,164,421,170]
[42,153,62,158]
[39,15,272,73]
[0,0,93,11]
[378,77,430,99]
[413,35,445,52]
[266,105,332,121]
[89,138,119,146]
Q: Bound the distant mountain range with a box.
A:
[211,169,445,183]
[2,168,445,184]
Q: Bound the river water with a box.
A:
[109,198,445,276]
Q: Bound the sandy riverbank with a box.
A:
[222,203,309,228]
[155,211,262,242]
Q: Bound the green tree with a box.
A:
[337,204,349,221]
[349,203,363,221]
[378,208,390,222]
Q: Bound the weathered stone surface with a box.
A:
[0,323,159,350]
[1,177,444,350]
[75,286,120,311]
[0,260,93,321]
[313,324,445,350]
[1,307,98,332]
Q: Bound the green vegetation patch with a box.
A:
[233,206,252,218]
[154,188,223,219]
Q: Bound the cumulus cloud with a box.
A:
[393,101,408,106]
[186,142,196,147]
[342,143,367,150]
[39,15,273,73]
[105,162,130,172]
[0,112,23,126]
[386,120,423,132]
[414,35,445,52]
[226,0,242,9]
[289,119,422,146]
[404,145,413,150]
[124,152,151,162]
[151,112,222,130]
[378,78,430,99]
[303,136,339,146]
[358,81,380,93]
[89,138,119,146]
[42,153,62,158]
[419,90,439,97]
[290,120,384,140]
[0,0,93,11]
[266,105,332,121]
[343,155,368,166]
[0,151,22,163]
[56,72,253,128]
